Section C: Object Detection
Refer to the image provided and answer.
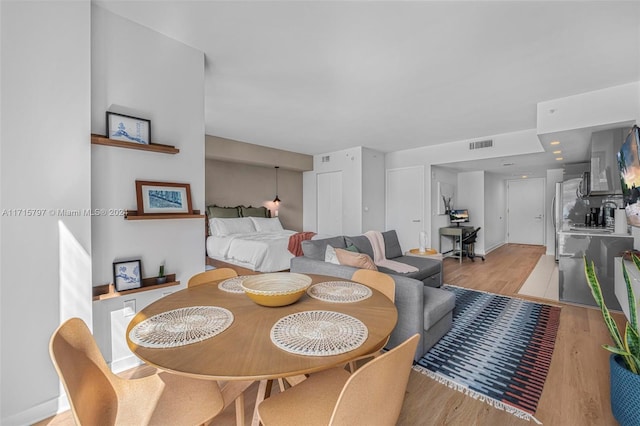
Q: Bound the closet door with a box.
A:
[317,171,343,236]
[386,166,424,252]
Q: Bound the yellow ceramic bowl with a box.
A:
[241,273,312,307]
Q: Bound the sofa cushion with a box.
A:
[377,255,441,282]
[335,248,377,270]
[423,287,456,329]
[345,235,374,259]
[382,230,403,259]
[301,236,346,261]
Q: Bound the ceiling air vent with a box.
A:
[469,139,493,150]
[321,155,331,163]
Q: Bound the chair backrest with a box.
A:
[329,334,420,425]
[188,268,238,287]
[49,318,120,425]
[351,269,395,302]
[462,227,481,244]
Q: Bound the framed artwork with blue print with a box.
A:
[135,180,193,215]
[106,111,151,145]
[113,259,142,291]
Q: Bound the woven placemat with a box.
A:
[307,281,372,303]
[218,276,250,293]
[129,306,233,348]
[270,310,368,356]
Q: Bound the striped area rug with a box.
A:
[414,285,561,423]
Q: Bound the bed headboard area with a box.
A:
[206,205,270,219]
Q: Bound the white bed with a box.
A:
[206,216,297,272]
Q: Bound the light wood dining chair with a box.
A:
[188,267,237,287]
[49,317,225,426]
[348,269,396,371]
[258,333,420,426]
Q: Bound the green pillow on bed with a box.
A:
[240,206,269,218]
[207,205,240,218]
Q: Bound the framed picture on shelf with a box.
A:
[113,259,142,292]
[106,111,151,145]
[135,180,193,215]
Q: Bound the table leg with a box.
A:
[251,379,273,426]
[220,380,253,426]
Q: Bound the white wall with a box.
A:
[361,148,385,232]
[457,171,485,254]
[1,1,92,424]
[91,6,205,369]
[304,146,364,235]
[484,172,506,252]
[431,166,458,251]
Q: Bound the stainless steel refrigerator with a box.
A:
[552,179,591,261]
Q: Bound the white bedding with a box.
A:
[206,230,297,272]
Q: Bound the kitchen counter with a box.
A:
[559,229,633,237]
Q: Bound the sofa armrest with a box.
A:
[388,275,425,360]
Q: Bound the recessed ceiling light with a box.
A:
[521,175,528,179]
[550,141,560,145]
[553,150,562,154]
[556,157,564,161]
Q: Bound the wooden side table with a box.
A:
[405,248,443,260]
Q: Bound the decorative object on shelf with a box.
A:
[106,112,150,145]
[136,180,193,215]
[584,255,640,425]
[273,166,281,204]
[437,181,454,214]
[156,262,166,284]
[113,259,142,292]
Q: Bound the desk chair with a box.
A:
[258,334,420,426]
[462,227,484,262]
[49,318,224,426]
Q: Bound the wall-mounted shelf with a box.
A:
[124,210,204,220]
[93,274,179,301]
[91,134,179,154]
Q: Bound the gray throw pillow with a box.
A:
[301,236,346,260]
[382,230,403,259]
[345,235,374,259]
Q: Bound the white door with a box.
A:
[386,166,424,252]
[317,171,343,236]
[507,178,545,245]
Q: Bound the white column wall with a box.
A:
[91,6,205,369]
[1,1,92,424]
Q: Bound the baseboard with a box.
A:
[110,354,144,373]
[2,394,69,426]
[484,242,504,254]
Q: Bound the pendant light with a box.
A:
[273,166,281,204]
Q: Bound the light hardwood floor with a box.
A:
[36,244,621,425]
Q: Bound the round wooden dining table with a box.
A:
[126,273,398,425]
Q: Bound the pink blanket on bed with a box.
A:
[364,231,418,273]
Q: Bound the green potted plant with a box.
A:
[156,263,167,284]
[584,255,640,425]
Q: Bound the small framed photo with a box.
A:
[113,259,142,292]
[136,180,193,215]
[106,111,151,145]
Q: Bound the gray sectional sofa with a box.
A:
[289,230,455,361]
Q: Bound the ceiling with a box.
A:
[96,1,640,177]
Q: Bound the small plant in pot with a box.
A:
[156,263,167,284]
[584,255,640,426]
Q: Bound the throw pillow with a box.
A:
[345,243,359,253]
[335,248,378,271]
[382,230,403,259]
[324,245,340,264]
[250,217,284,232]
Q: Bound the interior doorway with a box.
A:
[507,178,545,245]
[386,166,424,252]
